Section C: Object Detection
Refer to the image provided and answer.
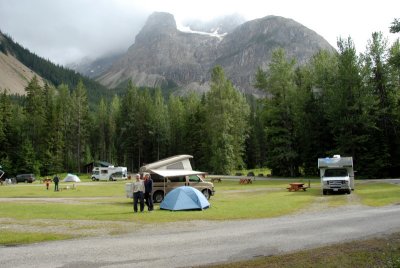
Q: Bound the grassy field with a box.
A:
[1,177,399,265]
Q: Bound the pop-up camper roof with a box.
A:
[150,169,205,178]
[140,155,193,172]
[318,156,353,168]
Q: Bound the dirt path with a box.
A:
[1,204,400,268]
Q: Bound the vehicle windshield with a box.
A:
[324,168,348,177]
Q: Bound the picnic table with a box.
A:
[287,182,308,191]
[239,178,252,184]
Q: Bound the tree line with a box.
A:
[0,28,399,178]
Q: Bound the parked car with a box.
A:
[16,173,36,183]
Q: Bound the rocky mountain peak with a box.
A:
[97,13,335,95]
[141,12,177,33]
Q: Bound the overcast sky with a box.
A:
[0,0,399,65]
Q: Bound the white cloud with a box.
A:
[0,0,399,65]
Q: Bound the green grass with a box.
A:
[356,182,400,206]
[1,179,400,246]
[0,230,74,245]
[203,232,400,268]
[0,181,128,197]
[0,181,318,222]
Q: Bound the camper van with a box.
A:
[126,155,215,202]
[91,166,128,181]
[318,155,354,195]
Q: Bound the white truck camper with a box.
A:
[91,166,128,181]
[318,155,354,195]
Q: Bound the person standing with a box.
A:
[144,173,154,211]
[45,176,50,190]
[132,174,144,213]
[53,174,59,191]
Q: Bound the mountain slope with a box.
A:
[0,34,45,94]
[97,12,335,95]
[0,51,45,95]
[0,31,112,103]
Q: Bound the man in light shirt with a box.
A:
[132,174,144,213]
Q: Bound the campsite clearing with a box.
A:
[0,179,399,245]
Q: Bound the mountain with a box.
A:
[66,52,123,79]
[0,33,45,95]
[97,12,335,95]
[0,31,114,104]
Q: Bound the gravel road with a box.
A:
[1,204,400,268]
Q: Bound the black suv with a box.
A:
[16,174,36,183]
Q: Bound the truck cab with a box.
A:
[318,155,354,195]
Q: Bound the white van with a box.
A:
[125,169,215,203]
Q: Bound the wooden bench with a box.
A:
[210,178,222,183]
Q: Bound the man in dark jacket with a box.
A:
[143,173,154,211]
[53,174,59,191]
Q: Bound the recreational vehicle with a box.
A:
[318,155,354,195]
[91,166,128,181]
[126,155,215,202]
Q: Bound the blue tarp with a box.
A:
[160,186,210,211]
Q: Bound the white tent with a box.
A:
[63,173,81,182]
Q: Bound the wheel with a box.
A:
[322,189,327,195]
[91,177,96,181]
[109,177,114,181]
[202,189,210,200]
[347,189,351,194]
[153,191,164,203]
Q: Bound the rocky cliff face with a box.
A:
[97,12,335,95]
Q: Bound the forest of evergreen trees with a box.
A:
[0,26,399,179]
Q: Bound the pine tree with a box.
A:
[256,49,299,177]
[205,66,249,174]
[70,80,90,172]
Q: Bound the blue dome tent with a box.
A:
[160,186,210,211]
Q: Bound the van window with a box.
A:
[169,176,185,182]
[151,174,164,182]
[188,175,200,182]
[101,170,108,174]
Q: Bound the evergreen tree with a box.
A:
[56,84,73,172]
[256,49,299,176]
[362,32,400,176]
[70,80,90,172]
[167,95,185,156]
[182,93,208,170]
[205,66,249,174]
[95,98,108,161]
[149,89,169,161]
[323,38,375,176]
[295,50,337,175]
[24,76,45,161]
[107,95,120,164]
[41,84,63,175]
[245,97,265,169]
